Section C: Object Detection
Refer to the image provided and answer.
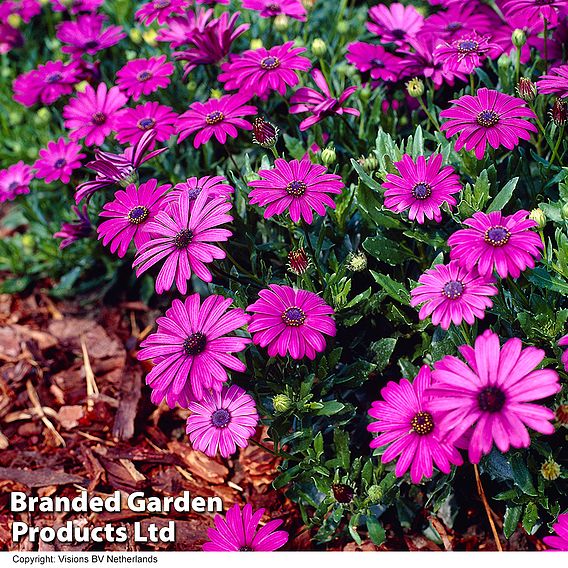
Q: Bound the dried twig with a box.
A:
[474,463,503,551]
[81,337,99,411]
[25,380,65,447]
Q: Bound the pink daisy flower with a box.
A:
[382,153,462,224]
[346,43,404,82]
[137,294,250,404]
[289,69,359,131]
[34,138,86,184]
[163,175,234,209]
[429,329,561,463]
[115,102,177,147]
[558,334,568,372]
[97,179,171,258]
[367,2,424,45]
[56,14,126,56]
[0,23,23,54]
[368,366,463,484]
[0,161,33,203]
[434,33,501,74]
[63,83,128,147]
[502,0,568,26]
[203,503,288,551]
[186,385,258,458]
[156,11,202,47]
[420,4,494,42]
[13,60,81,107]
[219,42,311,98]
[242,0,306,21]
[448,210,544,279]
[248,158,344,224]
[410,261,498,329]
[537,64,568,98]
[54,205,92,249]
[115,56,175,101]
[544,514,568,551]
[132,191,232,294]
[440,88,537,159]
[176,93,257,148]
[247,284,336,360]
[50,0,104,14]
[136,0,188,25]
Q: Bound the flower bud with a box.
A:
[556,404,568,424]
[541,458,561,481]
[75,80,89,93]
[129,28,143,44]
[337,20,349,34]
[252,117,279,148]
[516,77,537,102]
[22,234,34,249]
[34,107,51,126]
[274,14,288,32]
[550,98,568,125]
[287,248,311,275]
[406,77,425,98]
[273,394,292,413]
[367,485,383,503]
[321,145,336,166]
[332,483,354,503]
[529,208,546,230]
[359,154,378,174]
[7,13,21,28]
[359,86,372,103]
[497,53,511,71]
[9,112,22,126]
[250,38,263,50]
[142,29,157,47]
[210,88,223,100]
[302,0,316,9]
[511,28,527,48]
[311,38,327,58]
[346,251,367,272]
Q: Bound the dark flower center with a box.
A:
[45,72,62,83]
[391,29,406,40]
[285,180,307,196]
[187,186,202,200]
[476,110,500,127]
[372,58,385,68]
[137,70,153,82]
[443,280,464,299]
[282,306,306,327]
[154,0,170,8]
[174,228,193,249]
[84,40,99,50]
[411,182,432,200]
[477,386,506,413]
[54,158,67,168]
[183,332,206,355]
[91,112,107,125]
[267,3,281,12]
[8,181,19,191]
[331,483,354,503]
[239,546,253,552]
[484,225,510,247]
[210,408,231,428]
[457,40,479,53]
[127,205,149,225]
[137,117,156,130]
[260,56,280,70]
[205,110,224,125]
[446,22,463,32]
[411,411,435,436]
[535,0,554,4]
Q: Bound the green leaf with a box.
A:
[363,235,413,266]
[366,516,386,546]
[526,267,568,294]
[503,505,522,539]
[487,177,518,213]
[314,432,324,458]
[522,502,540,535]
[333,429,350,470]
[315,401,346,416]
[369,338,397,372]
[510,454,538,496]
[351,158,383,192]
[272,464,302,490]
[349,515,363,546]
[370,271,410,305]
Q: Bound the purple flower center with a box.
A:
[446,22,463,32]
[137,117,156,130]
[183,332,206,355]
[84,40,99,50]
[285,180,307,197]
[477,386,506,413]
[154,0,170,8]
[238,546,253,552]
[187,186,202,200]
[266,3,281,12]
[205,110,225,125]
[92,112,107,125]
[457,40,479,53]
[137,70,153,82]
[411,182,432,200]
[210,408,231,428]
[476,110,500,128]
[443,280,464,300]
[282,306,306,327]
[127,205,149,225]
[535,0,555,4]
[174,228,193,248]
[45,72,62,84]
[8,181,19,192]
[54,158,67,168]
[484,225,510,247]
[391,29,406,40]
[260,56,280,70]
[411,411,434,436]
[371,58,385,68]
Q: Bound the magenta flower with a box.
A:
[410,261,498,329]
[249,158,343,224]
[537,64,568,98]
[34,138,85,184]
[290,69,359,131]
[13,60,81,107]
[558,334,568,372]
[116,55,174,101]
[0,161,33,203]
[56,14,126,56]
[382,153,462,224]
[502,0,568,26]
[440,88,537,159]
[63,83,128,147]
[0,23,23,54]
[420,4,494,42]
[50,0,104,14]
[173,11,249,77]
[176,93,256,148]
[186,385,258,458]
[115,102,177,147]
[132,191,232,293]
[368,366,463,484]
[247,284,336,360]
[367,2,424,45]
[137,294,250,404]
[448,210,544,279]
[429,329,561,463]
[54,205,92,249]
[203,503,288,552]
[346,43,404,82]
[97,179,171,258]
[434,33,501,74]
[2,0,41,22]
[163,175,234,209]
[156,11,203,47]
[219,42,311,98]
[136,0,188,25]
[544,514,568,551]
[242,0,306,21]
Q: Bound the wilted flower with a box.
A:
[331,484,354,503]
[53,205,92,249]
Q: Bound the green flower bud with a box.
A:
[497,53,511,71]
[406,77,425,98]
[274,14,288,32]
[7,13,21,28]
[321,145,336,166]
[359,86,372,103]
[9,112,23,126]
[129,28,143,44]
[273,394,292,413]
[142,29,157,47]
[311,38,327,58]
[541,458,561,481]
[511,29,527,48]
[250,38,263,50]
[346,251,367,272]
[529,208,546,230]
[22,234,34,250]
[367,485,383,503]
[336,20,349,34]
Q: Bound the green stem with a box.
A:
[550,125,564,165]
[470,73,476,96]
[249,438,301,462]
[302,220,325,289]
[418,97,440,131]
[515,47,521,85]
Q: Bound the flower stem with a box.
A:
[469,73,476,96]
[474,464,503,552]
[550,125,565,165]
[302,220,325,288]
[417,97,440,131]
